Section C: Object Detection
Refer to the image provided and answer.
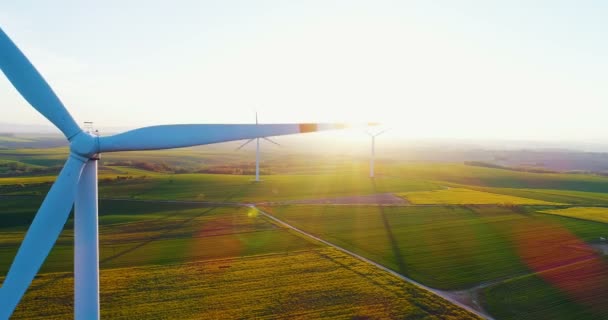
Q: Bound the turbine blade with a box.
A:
[0,28,81,139]
[262,137,281,147]
[98,123,349,152]
[0,156,86,318]
[374,129,387,137]
[235,139,255,151]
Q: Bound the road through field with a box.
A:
[252,205,494,320]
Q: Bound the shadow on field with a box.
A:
[28,181,256,293]
[372,180,408,277]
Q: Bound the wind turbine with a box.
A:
[368,129,386,178]
[235,112,281,182]
[0,27,353,319]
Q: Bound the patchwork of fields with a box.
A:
[0,198,318,275]
[398,187,560,205]
[0,196,479,319]
[265,205,608,319]
[2,153,608,319]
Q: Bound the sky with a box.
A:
[1,1,607,142]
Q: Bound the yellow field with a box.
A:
[12,248,479,320]
[399,188,560,205]
[541,207,608,224]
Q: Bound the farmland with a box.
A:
[2,145,608,319]
[398,187,560,205]
[481,217,608,319]
[265,204,608,319]
[0,195,480,319]
[541,207,608,224]
[11,248,478,319]
[0,198,318,275]
[0,171,440,203]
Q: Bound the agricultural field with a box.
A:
[450,185,608,206]
[0,172,440,203]
[481,217,608,319]
[390,163,608,193]
[11,248,479,319]
[540,207,608,224]
[398,187,560,205]
[3,145,608,319]
[265,204,608,319]
[0,195,479,319]
[0,198,317,275]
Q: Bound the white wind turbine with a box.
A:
[368,129,386,178]
[235,112,281,182]
[0,27,355,319]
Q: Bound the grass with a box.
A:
[482,272,606,320]
[5,150,608,319]
[0,197,479,319]
[0,199,318,275]
[10,248,480,319]
[265,205,608,293]
[144,173,437,202]
[265,205,528,289]
[481,217,608,319]
[398,187,560,205]
[391,163,608,193]
[540,207,608,224]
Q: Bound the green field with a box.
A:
[481,216,608,319]
[3,147,608,319]
[265,204,608,319]
[0,198,319,275]
[399,187,560,205]
[0,195,480,319]
[392,163,608,193]
[1,172,440,202]
[266,205,528,289]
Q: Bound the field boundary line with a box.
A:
[252,206,494,320]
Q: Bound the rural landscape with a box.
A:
[1,134,608,319]
[2,1,607,319]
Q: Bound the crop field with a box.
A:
[265,205,531,289]
[3,147,608,319]
[0,198,318,275]
[0,172,440,203]
[265,204,608,319]
[448,185,608,206]
[10,248,480,319]
[482,218,608,320]
[0,195,480,318]
[398,187,560,205]
[391,163,608,193]
[540,207,608,224]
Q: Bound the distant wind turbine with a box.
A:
[368,129,386,178]
[235,112,280,182]
[0,27,356,319]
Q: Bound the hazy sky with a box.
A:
[1,1,607,141]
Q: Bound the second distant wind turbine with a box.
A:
[368,129,386,178]
[236,113,280,182]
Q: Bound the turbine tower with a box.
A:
[0,27,357,319]
[235,112,281,182]
[368,130,386,178]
